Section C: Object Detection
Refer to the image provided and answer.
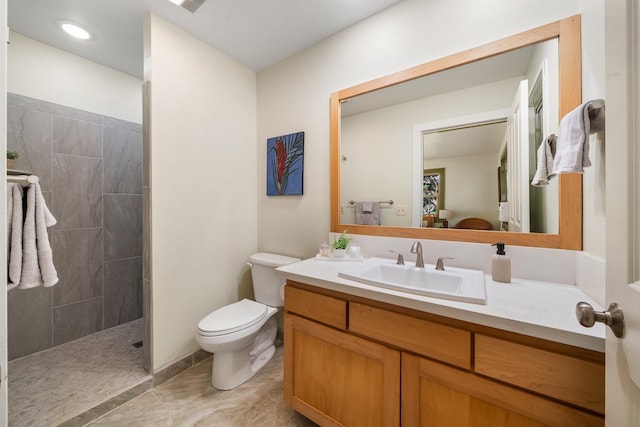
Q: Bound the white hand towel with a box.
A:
[7,183,23,290]
[531,135,557,186]
[551,99,605,176]
[34,183,58,287]
[361,201,374,213]
[19,183,58,289]
[19,182,40,288]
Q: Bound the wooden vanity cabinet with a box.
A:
[284,283,400,427]
[284,314,400,427]
[402,353,603,427]
[283,281,605,427]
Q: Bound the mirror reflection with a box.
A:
[331,15,582,249]
[340,39,559,233]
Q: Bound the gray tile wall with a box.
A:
[7,93,143,360]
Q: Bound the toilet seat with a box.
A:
[198,299,267,337]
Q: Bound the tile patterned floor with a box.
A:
[87,347,317,427]
[8,318,149,427]
[9,316,316,427]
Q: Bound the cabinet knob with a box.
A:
[576,301,625,338]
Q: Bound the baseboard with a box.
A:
[152,348,212,387]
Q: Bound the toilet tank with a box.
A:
[249,252,301,307]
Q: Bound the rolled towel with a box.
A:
[551,99,605,176]
[531,135,557,186]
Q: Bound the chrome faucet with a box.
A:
[410,241,424,268]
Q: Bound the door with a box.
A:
[1,1,9,425]
[506,79,530,233]
[604,0,640,425]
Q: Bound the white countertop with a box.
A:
[278,257,606,353]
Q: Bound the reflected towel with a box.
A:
[355,201,380,225]
[531,134,557,186]
[361,201,373,213]
[19,183,58,289]
[7,183,23,290]
[551,99,605,176]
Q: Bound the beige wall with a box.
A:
[257,0,605,260]
[146,14,258,370]
[7,31,142,123]
[577,1,606,257]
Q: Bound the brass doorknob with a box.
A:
[576,301,625,338]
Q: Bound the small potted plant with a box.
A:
[6,150,19,169]
[332,230,352,258]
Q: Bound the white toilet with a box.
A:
[196,252,300,390]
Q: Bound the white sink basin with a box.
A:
[338,258,487,304]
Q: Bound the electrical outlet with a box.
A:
[340,205,344,214]
[396,205,407,216]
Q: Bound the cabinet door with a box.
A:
[474,334,604,414]
[284,313,400,427]
[401,353,603,427]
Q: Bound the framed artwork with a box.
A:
[267,131,304,196]
[498,149,508,202]
[423,168,445,220]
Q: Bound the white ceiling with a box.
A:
[341,45,535,117]
[338,44,539,161]
[423,121,507,160]
[8,0,401,78]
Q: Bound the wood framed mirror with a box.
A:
[330,15,582,250]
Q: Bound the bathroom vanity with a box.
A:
[279,259,605,427]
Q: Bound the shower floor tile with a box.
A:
[8,318,149,427]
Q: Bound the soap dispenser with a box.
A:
[491,242,511,283]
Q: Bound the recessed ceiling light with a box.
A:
[168,0,186,5]
[58,20,92,40]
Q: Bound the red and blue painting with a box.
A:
[267,131,304,196]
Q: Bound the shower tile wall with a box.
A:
[7,93,143,360]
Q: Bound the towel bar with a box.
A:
[6,174,39,186]
[348,200,393,205]
[588,99,604,111]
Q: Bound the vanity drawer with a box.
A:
[284,285,347,330]
[474,334,605,414]
[349,302,471,369]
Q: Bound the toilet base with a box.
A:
[211,317,277,390]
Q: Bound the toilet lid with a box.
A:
[197,299,267,337]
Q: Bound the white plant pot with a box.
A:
[332,249,346,258]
